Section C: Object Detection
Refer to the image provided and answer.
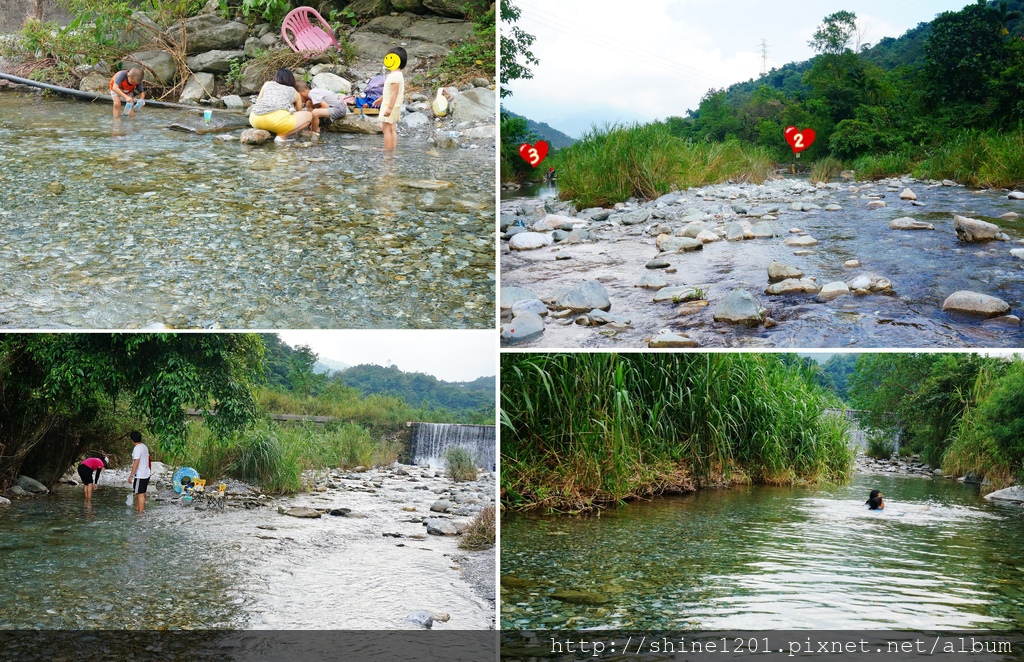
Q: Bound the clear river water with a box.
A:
[501,473,1024,630]
[0,482,492,629]
[0,93,494,329]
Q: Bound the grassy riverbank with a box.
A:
[501,354,854,512]
[553,123,775,208]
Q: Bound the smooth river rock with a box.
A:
[16,475,48,494]
[501,286,539,311]
[941,291,1011,318]
[713,288,762,325]
[889,217,933,230]
[657,236,703,253]
[783,235,818,247]
[501,312,544,339]
[765,278,820,295]
[652,286,703,303]
[648,329,698,348]
[899,188,917,201]
[953,215,1001,242]
[552,280,611,312]
[1008,192,1024,200]
[635,274,668,289]
[768,261,803,283]
[509,232,553,251]
[510,299,548,317]
[984,485,1024,503]
[818,281,851,301]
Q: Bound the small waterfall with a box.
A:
[412,423,496,469]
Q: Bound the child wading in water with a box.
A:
[109,68,146,118]
[378,47,406,150]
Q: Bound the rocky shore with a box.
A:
[3,461,496,628]
[501,176,1024,348]
[1,1,496,145]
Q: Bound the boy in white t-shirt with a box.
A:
[377,47,406,151]
[127,431,151,512]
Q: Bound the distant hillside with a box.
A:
[502,109,575,149]
[339,364,495,420]
[313,358,351,375]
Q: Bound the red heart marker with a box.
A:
[784,126,815,153]
[518,141,549,168]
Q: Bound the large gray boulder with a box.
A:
[392,0,426,11]
[236,62,266,95]
[500,286,539,311]
[425,517,460,535]
[713,288,762,325]
[325,115,382,134]
[347,0,394,19]
[764,279,820,295]
[451,87,495,123]
[79,71,110,94]
[501,312,544,340]
[768,261,803,283]
[124,49,177,84]
[552,280,611,312]
[311,72,351,94]
[941,291,1011,318]
[423,0,465,16]
[405,17,474,43]
[179,72,215,102]
[169,15,249,54]
[984,485,1024,503]
[889,217,933,231]
[508,232,553,251]
[185,49,245,74]
[953,215,1001,242]
[17,475,48,494]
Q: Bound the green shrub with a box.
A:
[458,505,494,550]
[865,432,895,460]
[851,150,920,180]
[445,447,478,482]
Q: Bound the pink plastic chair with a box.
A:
[281,7,339,55]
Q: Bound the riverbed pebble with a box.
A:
[941,291,1011,317]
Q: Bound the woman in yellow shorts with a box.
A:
[249,69,313,143]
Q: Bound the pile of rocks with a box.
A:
[856,453,945,478]
[66,2,495,138]
[501,174,1024,346]
[0,474,50,505]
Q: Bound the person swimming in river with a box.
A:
[866,489,885,510]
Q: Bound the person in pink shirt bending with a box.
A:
[77,456,109,500]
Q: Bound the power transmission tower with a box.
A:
[758,39,769,76]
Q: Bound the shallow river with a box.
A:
[501,181,1024,347]
[501,474,1024,630]
[0,93,494,329]
[0,480,492,629]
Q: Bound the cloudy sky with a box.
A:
[277,331,495,382]
[503,0,974,138]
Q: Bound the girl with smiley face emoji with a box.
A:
[376,47,407,150]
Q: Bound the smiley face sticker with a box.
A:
[383,52,401,71]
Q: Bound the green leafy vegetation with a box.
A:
[849,353,1024,489]
[666,1,1024,187]
[501,353,854,512]
[554,123,775,208]
[499,111,539,183]
[430,2,495,86]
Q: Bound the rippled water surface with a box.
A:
[0,94,494,328]
[1,482,492,629]
[501,474,1024,629]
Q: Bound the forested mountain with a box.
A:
[667,0,1024,180]
[502,109,575,149]
[339,364,495,418]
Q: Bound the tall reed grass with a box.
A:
[554,123,775,208]
[809,156,845,184]
[851,150,920,180]
[501,354,854,512]
[914,130,1024,188]
[162,419,401,494]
